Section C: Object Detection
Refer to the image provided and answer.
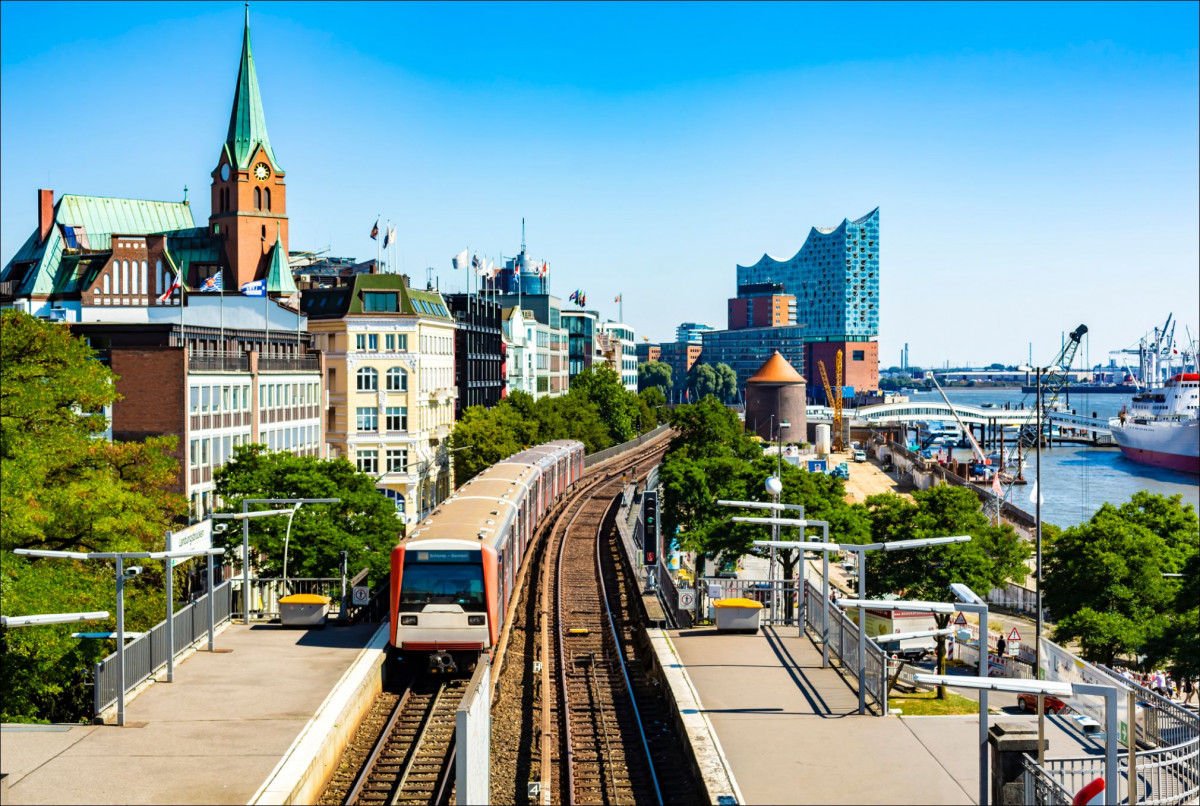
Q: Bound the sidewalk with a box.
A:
[2,622,380,805]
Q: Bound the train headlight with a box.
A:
[400,615,418,626]
[468,615,486,626]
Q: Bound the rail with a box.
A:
[231,577,345,621]
[94,580,233,717]
[803,578,889,715]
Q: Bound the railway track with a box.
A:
[343,675,467,806]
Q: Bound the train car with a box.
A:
[389,440,585,673]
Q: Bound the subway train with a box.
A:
[389,440,585,673]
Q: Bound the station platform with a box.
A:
[1,621,383,805]
[654,625,1091,805]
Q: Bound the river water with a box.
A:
[900,388,1199,529]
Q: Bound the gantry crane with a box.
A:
[818,350,844,452]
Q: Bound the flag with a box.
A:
[569,290,577,302]
[370,219,380,240]
[383,224,396,248]
[240,279,266,297]
[200,272,224,293]
[158,272,182,302]
[1029,480,1044,506]
[476,259,492,277]
[452,249,468,270]
[614,294,621,303]
[471,254,480,272]
[992,469,1002,497]
[541,261,548,277]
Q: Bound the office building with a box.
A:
[445,293,505,417]
[303,274,456,526]
[501,306,534,397]
[562,309,602,378]
[727,283,796,330]
[676,322,717,344]
[636,343,661,363]
[658,340,704,401]
[599,321,638,391]
[494,293,567,398]
[700,325,808,394]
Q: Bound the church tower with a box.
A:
[209,7,288,292]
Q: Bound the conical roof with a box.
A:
[225,7,280,171]
[265,224,297,295]
[747,351,806,384]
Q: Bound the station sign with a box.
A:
[166,520,212,568]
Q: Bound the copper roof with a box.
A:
[747,351,806,384]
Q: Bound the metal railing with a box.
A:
[700,577,804,626]
[1022,758,1077,805]
[188,352,250,372]
[584,423,670,468]
[231,577,345,621]
[258,356,320,373]
[94,581,233,716]
[803,579,889,714]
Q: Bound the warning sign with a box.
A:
[953,612,968,626]
[1007,627,1021,642]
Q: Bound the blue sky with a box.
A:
[2,1,1197,367]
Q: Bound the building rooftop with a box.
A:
[747,350,806,385]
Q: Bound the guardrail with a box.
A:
[803,579,889,715]
[700,577,803,627]
[94,580,233,717]
[584,424,671,468]
[231,577,345,621]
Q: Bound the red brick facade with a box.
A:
[805,340,879,397]
[209,144,288,290]
[728,294,794,329]
[109,347,188,496]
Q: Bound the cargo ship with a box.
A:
[1108,373,1199,474]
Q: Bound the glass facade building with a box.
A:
[736,208,879,340]
[700,325,808,394]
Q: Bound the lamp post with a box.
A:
[215,498,340,625]
[1018,363,1059,675]
[280,501,305,597]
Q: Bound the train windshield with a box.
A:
[400,550,485,608]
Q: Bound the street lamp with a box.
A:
[1017,363,1060,674]
[1,611,109,628]
[280,501,305,596]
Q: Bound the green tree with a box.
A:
[1,311,187,722]
[863,485,1031,697]
[451,400,541,483]
[212,445,401,583]
[687,362,718,399]
[637,387,666,430]
[1146,552,1199,680]
[713,362,738,403]
[1043,492,1197,666]
[533,394,612,453]
[569,364,637,443]
[637,361,672,395]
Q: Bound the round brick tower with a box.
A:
[745,350,807,442]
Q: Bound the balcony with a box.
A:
[189,352,250,373]
[259,356,320,373]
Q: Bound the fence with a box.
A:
[231,577,346,621]
[94,580,233,716]
[584,424,671,468]
[700,577,804,627]
[803,579,889,714]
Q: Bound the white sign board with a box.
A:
[167,520,213,567]
[352,586,370,606]
[679,591,695,609]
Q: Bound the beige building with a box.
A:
[302,274,457,529]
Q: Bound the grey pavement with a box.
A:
[1,622,379,805]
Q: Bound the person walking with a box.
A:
[996,635,1007,659]
[1183,678,1195,707]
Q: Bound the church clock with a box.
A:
[253,162,270,180]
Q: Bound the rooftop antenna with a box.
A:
[183,185,188,203]
[521,217,526,253]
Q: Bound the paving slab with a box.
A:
[1,621,379,805]
[670,626,975,805]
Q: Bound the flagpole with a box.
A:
[219,283,225,354]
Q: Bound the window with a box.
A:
[356,333,379,351]
[190,387,200,414]
[264,187,271,211]
[386,367,407,392]
[357,367,378,391]
[201,386,211,414]
[254,187,262,210]
[396,334,408,350]
[852,350,865,361]
[190,440,199,468]
[387,448,407,473]
[385,334,395,350]
[357,407,378,431]
[356,449,378,474]
[386,406,407,431]
[363,292,399,312]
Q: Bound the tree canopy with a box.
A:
[1,311,187,723]
[212,445,401,583]
[637,361,672,395]
[1043,491,1197,667]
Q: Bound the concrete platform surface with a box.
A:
[670,626,974,805]
[1,622,379,805]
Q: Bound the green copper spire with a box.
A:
[225,6,280,171]
[265,223,297,295]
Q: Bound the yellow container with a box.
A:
[713,597,764,631]
[279,593,331,627]
[712,597,764,609]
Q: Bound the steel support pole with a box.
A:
[1035,369,1043,676]
[857,548,867,716]
[1075,683,1119,805]
[165,549,174,683]
[978,606,990,806]
[242,499,251,625]
[116,555,126,727]
[207,553,216,651]
[820,523,830,668]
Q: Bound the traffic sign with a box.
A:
[1007,627,1021,642]
[679,591,695,609]
[351,586,370,606]
[953,612,968,626]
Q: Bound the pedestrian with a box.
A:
[1183,679,1195,706]
[996,635,1007,658]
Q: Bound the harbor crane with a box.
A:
[1020,323,1087,447]
[817,350,844,452]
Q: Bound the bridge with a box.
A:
[850,401,1039,427]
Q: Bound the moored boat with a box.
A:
[1108,373,1200,474]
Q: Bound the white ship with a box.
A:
[1109,373,1199,474]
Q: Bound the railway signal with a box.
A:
[643,490,659,566]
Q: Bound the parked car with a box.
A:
[853,449,867,462]
[1017,692,1068,714]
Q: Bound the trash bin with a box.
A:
[279,593,331,628]
[713,597,765,633]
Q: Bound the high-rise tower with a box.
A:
[209,7,289,292]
